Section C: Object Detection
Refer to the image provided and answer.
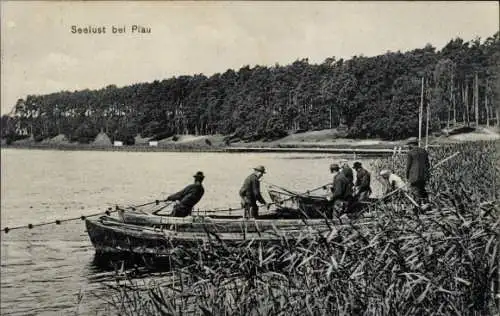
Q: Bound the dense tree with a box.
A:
[3,33,499,143]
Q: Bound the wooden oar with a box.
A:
[264,182,304,196]
[151,201,175,215]
[267,182,332,206]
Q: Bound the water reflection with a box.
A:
[87,253,174,281]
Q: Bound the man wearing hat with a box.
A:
[166,171,205,217]
[406,138,430,208]
[352,162,371,201]
[239,166,269,218]
[328,163,353,215]
[339,159,354,185]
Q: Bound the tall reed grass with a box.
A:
[104,141,499,316]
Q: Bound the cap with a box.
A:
[330,163,340,171]
[253,165,266,174]
[353,162,362,168]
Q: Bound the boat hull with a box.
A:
[118,209,340,232]
[85,216,332,257]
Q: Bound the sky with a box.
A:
[1,1,498,114]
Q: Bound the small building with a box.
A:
[113,141,123,147]
[149,141,158,147]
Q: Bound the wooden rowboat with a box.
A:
[117,209,363,232]
[85,207,467,259]
[85,215,332,257]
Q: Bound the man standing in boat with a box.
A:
[406,138,431,210]
[352,161,371,201]
[165,171,205,217]
[339,159,354,184]
[239,166,269,218]
[328,163,353,216]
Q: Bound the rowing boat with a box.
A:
[85,215,332,257]
[86,207,463,259]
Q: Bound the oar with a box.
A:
[151,201,175,215]
[263,182,303,196]
[266,181,331,197]
[267,182,332,206]
[403,191,421,208]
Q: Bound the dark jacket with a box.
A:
[331,172,353,201]
[239,173,266,204]
[406,147,430,184]
[355,167,371,192]
[167,183,205,209]
[342,166,354,184]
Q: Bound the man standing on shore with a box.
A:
[166,171,205,217]
[406,138,431,209]
[239,166,269,218]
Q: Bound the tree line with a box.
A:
[2,32,499,144]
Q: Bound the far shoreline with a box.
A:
[2,126,498,155]
[0,142,406,156]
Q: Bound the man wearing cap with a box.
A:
[352,162,371,201]
[406,138,431,207]
[239,166,268,218]
[328,163,353,215]
[339,159,354,184]
[379,169,406,194]
[166,171,205,217]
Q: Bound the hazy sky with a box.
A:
[1,1,498,114]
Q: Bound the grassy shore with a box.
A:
[3,127,499,153]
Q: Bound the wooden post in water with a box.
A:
[419,77,424,147]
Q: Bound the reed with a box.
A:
[104,141,499,315]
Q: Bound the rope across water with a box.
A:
[1,200,162,234]
[1,199,250,233]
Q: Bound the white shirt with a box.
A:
[388,174,406,191]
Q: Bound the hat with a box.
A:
[406,137,418,145]
[379,169,391,176]
[253,165,266,173]
[193,171,205,179]
[330,163,340,171]
[353,162,362,168]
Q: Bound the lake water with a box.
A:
[0,148,386,315]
